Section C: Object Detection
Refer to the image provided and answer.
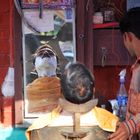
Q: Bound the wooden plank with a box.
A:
[13,5,23,124]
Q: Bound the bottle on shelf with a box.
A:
[93,12,103,24]
[116,69,128,121]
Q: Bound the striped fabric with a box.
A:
[123,119,136,134]
[124,57,140,139]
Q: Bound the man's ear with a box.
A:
[123,32,134,49]
[123,32,132,42]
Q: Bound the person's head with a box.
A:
[119,7,140,58]
[61,62,95,104]
[33,44,58,77]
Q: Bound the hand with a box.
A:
[108,122,129,140]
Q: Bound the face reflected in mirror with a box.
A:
[34,45,58,77]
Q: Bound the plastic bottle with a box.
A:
[117,69,128,121]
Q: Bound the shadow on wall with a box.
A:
[0,127,27,140]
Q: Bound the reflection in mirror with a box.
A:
[22,9,76,117]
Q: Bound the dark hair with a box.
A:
[33,44,58,65]
[119,7,140,39]
[34,44,56,58]
[61,62,95,104]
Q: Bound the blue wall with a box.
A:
[0,127,27,140]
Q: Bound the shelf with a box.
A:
[93,22,119,29]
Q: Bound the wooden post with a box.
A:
[74,113,80,132]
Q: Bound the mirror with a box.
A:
[22,8,76,117]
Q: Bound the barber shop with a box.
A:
[0,0,140,140]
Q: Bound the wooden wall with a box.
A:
[94,66,131,101]
[0,0,15,126]
[0,0,133,127]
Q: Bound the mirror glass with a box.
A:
[22,8,76,117]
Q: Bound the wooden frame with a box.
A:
[13,0,94,124]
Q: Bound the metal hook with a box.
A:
[79,34,84,40]
[39,0,43,19]
[101,47,107,67]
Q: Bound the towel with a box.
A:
[26,106,119,140]
[26,76,61,113]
